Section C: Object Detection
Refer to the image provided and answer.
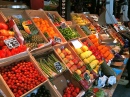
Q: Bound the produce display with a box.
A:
[35,51,66,78]
[46,12,63,27]
[12,17,46,50]
[88,34,114,62]
[58,27,80,40]
[63,82,80,97]
[0,22,27,58]
[55,47,86,75]
[0,61,46,97]
[0,10,125,97]
[71,14,97,35]
[73,45,100,70]
[32,17,60,40]
[25,85,51,97]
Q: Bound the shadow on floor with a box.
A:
[112,84,130,97]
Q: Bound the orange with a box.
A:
[88,34,96,39]
[106,53,114,60]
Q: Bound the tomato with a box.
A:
[0,22,8,30]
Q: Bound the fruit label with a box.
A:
[54,61,63,73]
[12,15,22,19]
[71,40,82,48]
[0,89,6,97]
[54,36,62,43]
[84,73,90,81]
[4,37,20,49]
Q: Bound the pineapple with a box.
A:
[31,35,44,43]
[20,30,29,39]
[25,43,38,50]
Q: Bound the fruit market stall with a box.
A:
[0,8,128,97]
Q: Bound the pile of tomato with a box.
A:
[0,22,27,58]
[63,82,80,97]
[0,61,46,97]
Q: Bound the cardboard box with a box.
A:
[25,10,67,43]
[50,70,82,96]
[0,53,48,97]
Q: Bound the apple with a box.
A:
[56,48,61,54]
[70,65,77,72]
[69,60,74,65]
[61,49,68,56]
[63,58,69,63]
[77,63,82,69]
[59,53,65,59]
[65,48,71,55]
[81,65,86,73]
[66,63,73,68]
[69,55,74,60]
[78,61,84,67]
[72,59,79,64]
[75,69,81,75]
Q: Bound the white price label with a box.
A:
[71,40,82,48]
[54,61,63,73]
[4,37,20,49]
[54,36,62,43]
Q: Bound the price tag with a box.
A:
[71,40,82,48]
[12,15,22,19]
[119,26,124,31]
[60,22,66,28]
[54,36,62,43]
[4,37,20,49]
[54,61,63,73]
[0,89,6,97]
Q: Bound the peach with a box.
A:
[61,49,68,56]
[66,63,73,68]
[78,61,84,67]
[72,59,79,64]
[69,60,74,65]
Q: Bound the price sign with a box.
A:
[54,36,62,43]
[4,37,20,49]
[60,22,66,28]
[71,39,82,48]
[54,61,63,73]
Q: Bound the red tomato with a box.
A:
[0,22,8,30]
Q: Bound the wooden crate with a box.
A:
[69,25,87,38]
[25,10,67,43]
[53,43,85,73]
[23,80,60,97]
[45,11,66,23]
[0,52,48,97]
[30,46,67,78]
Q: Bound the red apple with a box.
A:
[61,49,68,56]
[72,59,79,64]
[70,65,77,72]
[81,65,86,73]
[77,63,82,69]
[66,63,73,68]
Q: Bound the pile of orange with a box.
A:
[32,17,59,39]
[88,34,114,62]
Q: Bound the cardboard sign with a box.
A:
[12,15,22,19]
[54,36,62,43]
[71,40,82,48]
[54,61,63,73]
[4,37,20,49]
